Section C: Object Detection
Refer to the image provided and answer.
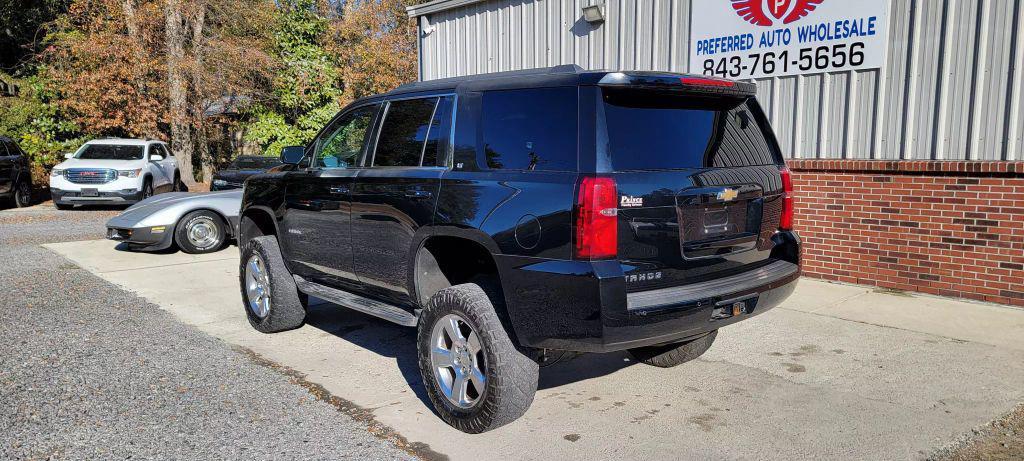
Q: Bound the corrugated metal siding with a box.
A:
[417,0,1024,161]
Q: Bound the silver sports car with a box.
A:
[105,189,241,254]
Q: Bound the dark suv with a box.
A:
[0,136,33,208]
[211,155,283,190]
[237,65,800,433]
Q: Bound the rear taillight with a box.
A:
[779,166,794,230]
[575,176,618,260]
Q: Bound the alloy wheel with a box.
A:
[15,182,30,206]
[429,313,487,409]
[245,254,271,318]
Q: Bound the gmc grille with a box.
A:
[66,168,117,184]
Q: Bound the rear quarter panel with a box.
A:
[434,170,577,259]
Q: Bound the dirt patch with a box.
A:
[931,404,1024,461]
[686,413,723,432]
[873,287,915,297]
[782,363,806,373]
[0,208,118,225]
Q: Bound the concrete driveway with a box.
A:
[45,240,1024,460]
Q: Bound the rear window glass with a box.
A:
[76,144,145,161]
[3,139,22,156]
[480,87,577,171]
[602,90,780,170]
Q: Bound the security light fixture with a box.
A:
[582,4,604,24]
[420,15,436,36]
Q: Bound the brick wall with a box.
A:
[788,160,1024,307]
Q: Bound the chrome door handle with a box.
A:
[329,186,349,194]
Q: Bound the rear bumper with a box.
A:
[498,231,801,353]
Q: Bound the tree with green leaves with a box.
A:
[244,0,342,156]
[0,0,69,72]
[0,71,84,171]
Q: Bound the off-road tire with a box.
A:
[240,236,306,333]
[13,180,32,208]
[174,210,226,254]
[627,330,718,368]
[417,283,539,433]
[172,173,183,192]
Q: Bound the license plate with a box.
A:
[81,188,99,197]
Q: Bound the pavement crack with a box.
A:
[776,307,996,348]
[96,257,237,274]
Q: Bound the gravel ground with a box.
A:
[0,203,415,460]
[931,404,1024,461]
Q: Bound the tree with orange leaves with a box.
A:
[330,0,418,106]
[44,0,275,185]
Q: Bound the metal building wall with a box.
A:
[414,0,1024,161]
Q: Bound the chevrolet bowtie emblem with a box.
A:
[717,188,739,201]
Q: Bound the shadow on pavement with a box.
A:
[113,241,178,254]
[302,299,429,406]
[302,298,636,408]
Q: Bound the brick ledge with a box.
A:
[787,159,1024,176]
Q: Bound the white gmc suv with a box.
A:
[50,139,181,209]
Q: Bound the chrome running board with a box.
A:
[293,275,418,327]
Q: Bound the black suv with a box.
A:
[0,136,33,208]
[211,155,283,190]
[237,66,800,433]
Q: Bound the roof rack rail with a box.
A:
[392,64,585,92]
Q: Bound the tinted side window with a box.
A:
[480,87,578,171]
[0,141,9,156]
[316,104,379,169]
[161,144,174,157]
[373,97,439,167]
[422,96,454,167]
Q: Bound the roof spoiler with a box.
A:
[595,72,757,97]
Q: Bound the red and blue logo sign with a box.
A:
[731,0,825,26]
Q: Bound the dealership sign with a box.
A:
[689,0,891,79]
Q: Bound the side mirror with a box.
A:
[150,154,165,162]
[64,153,74,160]
[280,146,305,165]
